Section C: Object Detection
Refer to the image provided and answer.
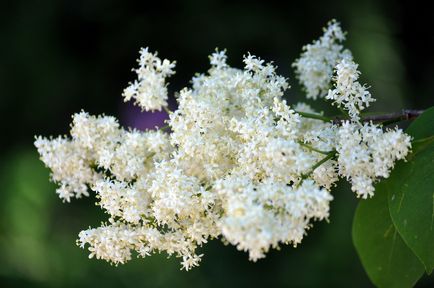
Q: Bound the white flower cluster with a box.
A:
[35,112,172,203]
[122,47,176,111]
[336,121,411,198]
[326,58,375,121]
[35,21,412,270]
[293,20,352,99]
[292,22,411,199]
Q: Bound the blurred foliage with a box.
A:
[0,0,433,287]
[0,149,371,287]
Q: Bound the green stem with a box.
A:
[295,111,333,122]
[159,124,171,131]
[301,151,336,180]
[297,141,332,155]
[163,106,171,114]
[338,106,351,119]
[145,152,156,161]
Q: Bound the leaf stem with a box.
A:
[412,134,434,145]
[410,135,434,158]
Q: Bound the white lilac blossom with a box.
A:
[122,47,176,111]
[293,20,352,100]
[35,21,412,270]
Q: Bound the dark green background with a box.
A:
[1,0,433,287]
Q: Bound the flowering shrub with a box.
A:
[35,20,434,286]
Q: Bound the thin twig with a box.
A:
[297,109,424,125]
[332,109,424,125]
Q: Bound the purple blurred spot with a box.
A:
[119,101,170,131]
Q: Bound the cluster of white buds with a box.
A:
[35,20,411,270]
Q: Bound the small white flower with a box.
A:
[209,49,228,69]
[243,53,265,72]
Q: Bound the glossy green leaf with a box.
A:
[353,183,425,287]
[405,107,434,140]
[387,107,434,274]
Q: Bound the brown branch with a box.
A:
[332,109,424,125]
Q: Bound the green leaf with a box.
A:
[405,107,434,140]
[387,107,434,274]
[353,183,425,287]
